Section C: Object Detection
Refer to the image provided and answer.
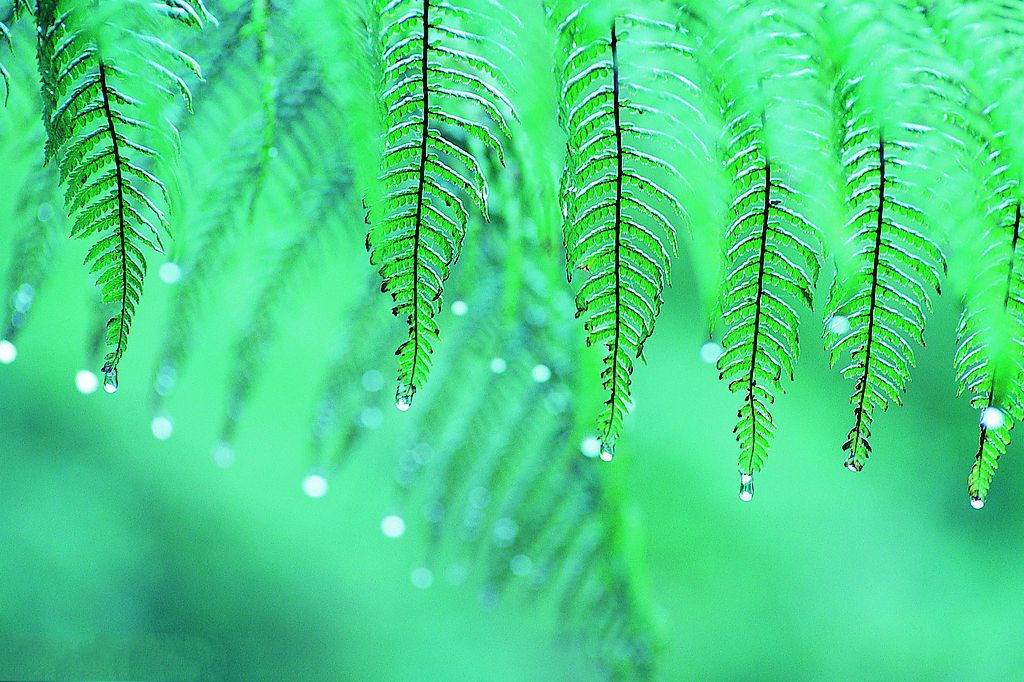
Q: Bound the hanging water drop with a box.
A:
[827,315,852,335]
[302,472,329,498]
[410,566,434,589]
[739,473,754,502]
[580,436,601,458]
[150,413,174,441]
[531,364,552,383]
[599,443,614,462]
[102,369,118,393]
[212,442,235,468]
[75,370,99,394]
[981,406,1005,430]
[361,369,384,392]
[381,514,406,538]
[158,261,181,284]
[699,341,723,364]
[396,396,411,412]
[0,339,17,365]
[970,496,984,510]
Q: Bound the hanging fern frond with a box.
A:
[366,0,516,410]
[690,2,825,488]
[955,204,1024,506]
[34,0,209,389]
[823,85,946,472]
[557,10,691,459]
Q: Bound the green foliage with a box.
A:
[5,0,1024,678]
[366,0,515,409]
[34,0,209,388]
[555,6,688,458]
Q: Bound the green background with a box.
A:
[2,249,1022,680]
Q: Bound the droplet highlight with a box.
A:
[410,566,434,589]
[302,473,329,498]
[700,341,723,364]
[981,406,1005,430]
[531,364,552,383]
[102,370,118,393]
[150,414,174,441]
[0,339,17,365]
[580,436,601,458]
[970,496,984,510]
[158,261,181,284]
[739,473,754,502]
[381,514,406,538]
[75,370,100,395]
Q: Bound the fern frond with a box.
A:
[692,2,826,482]
[366,0,515,410]
[825,114,945,471]
[558,11,690,458]
[35,0,207,389]
[955,204,1024,506]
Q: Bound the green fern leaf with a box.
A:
[35,0,207,389]
[558,11,689,458]
[825,117,945,471]
[366,0,515,410]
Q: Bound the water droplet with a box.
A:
[381,514,406,538]
[510,554,533,577]
[396,397,411,412]
[150,413,173,441]
[450,300,468,317]
[212,442,235,468]
[970,496,985,510]
[493,517,518,546]
[357,406,384,429]
[580,436,601,458]
[739,473,754,502]
[827,315,852,335]
[981,406,1005,430]
[154,362,177,397]
[531,364,552,383]
[0,339,17,365]
[489,357,507,374]
[102,370,118,393]
[599,443,614,462]
[361,369,384,392]
[75,370,99,394]
[844,460,861,473]
[13,283,34,312]
[410,566,434,589]
[700,341,723,364]
[158,261,181,284]
[302,472,329,498]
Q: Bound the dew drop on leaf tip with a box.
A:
[970,496,984,510]
[396,396,411,412]
[102,370,118,393]
[739,473,754,502]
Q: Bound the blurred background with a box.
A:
[3,0,1024,680]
